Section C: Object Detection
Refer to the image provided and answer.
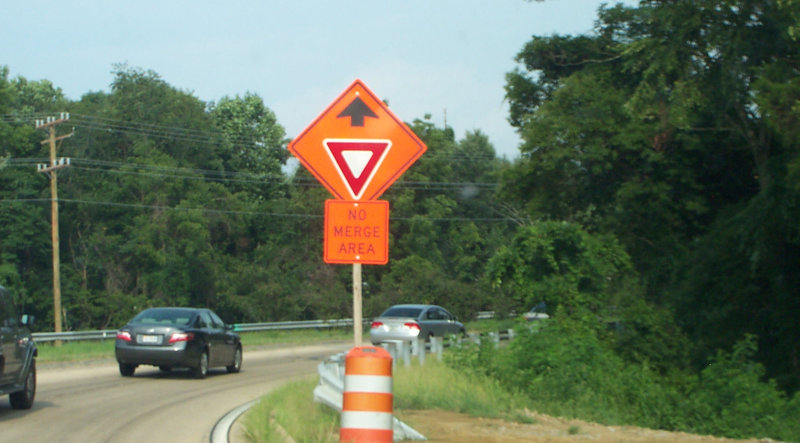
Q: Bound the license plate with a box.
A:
[137,334,162,344]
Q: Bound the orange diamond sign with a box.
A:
[288,79,427,201]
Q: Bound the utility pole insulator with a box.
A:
[36,157,71,173]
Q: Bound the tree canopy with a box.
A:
[503,0,800,392]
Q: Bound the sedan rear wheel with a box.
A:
[9,361,36,409]
[119,362,136,377]
[227,346,242,373]
[192,350,209,379]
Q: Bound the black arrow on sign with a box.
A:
[337,96,378,127]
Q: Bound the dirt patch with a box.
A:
[397,409,778,443]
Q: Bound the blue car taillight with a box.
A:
[168,332,194,343]
[116,330,132,342]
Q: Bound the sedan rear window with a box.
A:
[381,307,423,318]
[132,309,193,326]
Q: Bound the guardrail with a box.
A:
[233,319,354,332]
[31,318,358,343]
[313,331,515,441]
[31,319,513,343]
[33,329,118,342]
[313,350,427,441]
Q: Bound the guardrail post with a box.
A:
[381,340,412,367]
[380,341,398,371]
[431,336,443,361]
[401,340,411,367]
[469,332,481,346]
[340,346,393,442]
[411,336,425,356]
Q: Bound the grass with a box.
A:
[242,377,340,443]
[236,328,352,347]
[36,340,116,364]
[463,318,517,333]
[393,359,527,419]
[240,358,532,442]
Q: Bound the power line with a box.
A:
[0,198,515,223]
[0,197,321,218]
[2,113,510,222]
[4,156,499,190]
[1,112,501,163]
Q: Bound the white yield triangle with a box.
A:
[342,150,373,179]
[323,138,392,200]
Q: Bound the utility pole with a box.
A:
[35,113,72,341]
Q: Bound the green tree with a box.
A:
[502,1,800,391]
[209,93,288,199]
[0,67,65,324]
[487,220,633,328]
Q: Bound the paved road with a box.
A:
[0,342,350,443]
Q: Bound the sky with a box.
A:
[2,0,636,160]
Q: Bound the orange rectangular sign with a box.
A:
[324,200,389,264]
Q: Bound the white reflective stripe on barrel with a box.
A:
[344,374,392,393]
[340,411,394,430]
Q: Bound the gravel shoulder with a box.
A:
[397,409,779,443]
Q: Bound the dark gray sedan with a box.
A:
[369,304,465,345]
[115,307,242,378]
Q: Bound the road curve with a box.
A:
[0,342,350,443]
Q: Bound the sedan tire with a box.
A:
[226,346,242,374]
[192,351,208,379]
[9,361,36,410]
[119,362,136,377]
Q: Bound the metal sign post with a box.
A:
[353,263,362,346]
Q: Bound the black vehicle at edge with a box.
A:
[115,307,242,379]
[0,285,37,409]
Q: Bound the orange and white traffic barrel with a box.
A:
[340,346,393,442]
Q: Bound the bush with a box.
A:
[445,323,800,441]
[683,335,800,440]
[505,322,685,427]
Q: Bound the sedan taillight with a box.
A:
[116,330,132,342]
[404,322,421,331]
[371,321,384,329]
[168,332,194,343]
